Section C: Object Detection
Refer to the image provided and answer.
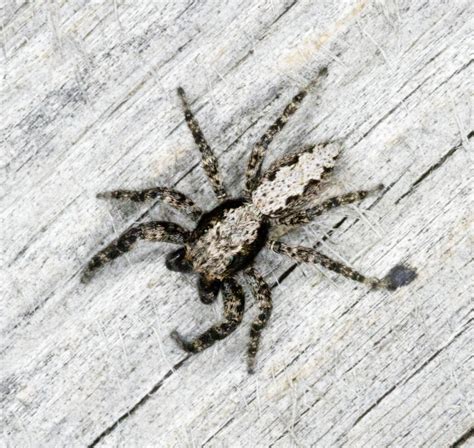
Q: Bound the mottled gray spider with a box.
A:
[82,68,417,373]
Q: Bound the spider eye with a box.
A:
[165,248,192,273]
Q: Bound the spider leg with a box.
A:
[268,240,416,290]
[177,87,227,201]
[277,185,384,227]
[81,221,189,283]
[97,187,202,220]
[244,90,307,194]
[245,67,328,194]
[197,275,222,304]
[171,277,245,353]
[245,267,272,374]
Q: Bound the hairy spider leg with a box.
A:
[244,90,307,193]
[277,185,384,227]
[81,221,189,283]
[197,274,222,304]
[96,187,202,219]
[171,277,245,352]
[245,67,329,194]
[245,267,273,374]
[268,240,386,288]
[177,87,227,201]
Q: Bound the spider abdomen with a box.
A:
[252,142,341,217]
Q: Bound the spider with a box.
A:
[82,68,417,373]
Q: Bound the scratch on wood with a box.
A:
[348,323,470,432]
[88,357,188,447]
[450,426,474,448]
[281,0,368,69]
[396,131,473,204]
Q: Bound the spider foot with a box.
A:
[170,330,199,353]
[247,358,256,375]
[307,66,329,89]
[80,270,93,284]
[96,191,115,199]
[80,256,105,284]
[383,264,418,291]
[80,265,97,284]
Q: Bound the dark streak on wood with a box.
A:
[346,322,470,433]
[88,357,189,448]
[395,130,473,204]
[450,426,474,448]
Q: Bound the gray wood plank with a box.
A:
[1,1,472,447]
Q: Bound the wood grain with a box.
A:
[1,1,472,447]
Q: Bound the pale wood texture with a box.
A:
[1,1,472,447]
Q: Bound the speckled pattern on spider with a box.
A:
[82,67,417,373]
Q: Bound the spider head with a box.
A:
[165,247,193,273]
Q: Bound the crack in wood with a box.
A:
[450,425,474,448]
[339,321,471,437]
[272,319,471,447]
[353,73,434,146]
[348,50,471,148]
[226,0,299,73]
[273,0,299,25]
[201,415,237,447]
[395,130,473,204]
[88,356,189,447]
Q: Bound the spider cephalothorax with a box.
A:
[82,68,417,373]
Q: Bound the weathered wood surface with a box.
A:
[1,1,472,447]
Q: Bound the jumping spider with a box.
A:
[82,68,417,373]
